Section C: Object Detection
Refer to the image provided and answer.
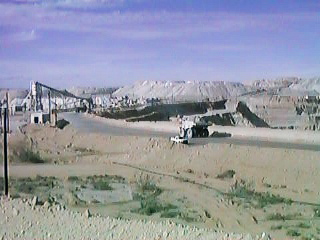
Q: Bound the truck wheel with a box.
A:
[203,129,209,137]
[192,127,197,138]
[186,128,193,139]
[196,129,203,137]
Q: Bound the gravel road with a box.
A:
[60,112,171,137]
[61,112,320,152]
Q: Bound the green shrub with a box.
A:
[20,149,44,163]
[134,198,178,217]
[287,229,301,237]
[302,233,317,240]
[314,207,320,217]
[15,181,36,194]
[135,197,163,216]
[267,213,300,221]
[229,179,292,208]
[13,176,56,194]
[136,175,162,198]
[68,176,80,182]
[296,222,311,229]
[160,210,180,218]
[270,225,283,230]
[92,179,113,191]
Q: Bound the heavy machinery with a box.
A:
[179,116,210,139]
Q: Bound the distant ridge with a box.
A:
[114,77,320,100]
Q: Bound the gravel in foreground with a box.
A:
[0,197,270,240]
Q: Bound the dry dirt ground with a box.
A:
[0,124,320,239]
[1,197,253,240]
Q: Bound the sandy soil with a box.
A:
[1,124,320,239]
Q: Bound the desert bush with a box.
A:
[73,147,96,155]
[15,181,36,194]
[179,214,197,223]
[92,179,113,191]
[296,222,311,229]
[302,233,317,240]
[84,175,115,191]
[266,213,301,221]
[160,209,180,218]
[270,224,284,230]
[132,175,180,217]
[216,170,236,179]
[68,176,80,182]
[229,179,292,208]
[287,229,301,237]
[88,177,111,190]
[134,197,178,217]
[19,148,44,163]
[135,174,162,198]
[314,207,320,217]
[135,197,163,216]
[13,176,56,194]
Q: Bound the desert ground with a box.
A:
[1,113,320,239]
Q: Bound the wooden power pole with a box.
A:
[6,92,10,133]
[48,90,51,124]
[3,105,9,196]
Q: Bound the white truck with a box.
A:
[179,116,210,139]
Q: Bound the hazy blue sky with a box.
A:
[0,0,319,88]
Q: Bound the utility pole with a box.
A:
[6,92,10,133]
[48,90,51,124]
[3,100,9,196]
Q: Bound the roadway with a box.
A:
[61,112,320,152]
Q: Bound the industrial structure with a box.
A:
[29,81,93,125]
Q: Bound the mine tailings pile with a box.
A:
[202,113,235,126]
[95,101,226,122]
[202,101,270,128]
[236,101,270,127]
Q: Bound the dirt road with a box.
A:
[61,112,171,137]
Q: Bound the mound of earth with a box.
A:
[250,77,299,89]
[67,86,118,98]
[289,77,320,94]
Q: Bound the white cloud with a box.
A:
[0,2,318,42]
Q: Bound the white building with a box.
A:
[30,112,50,124]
